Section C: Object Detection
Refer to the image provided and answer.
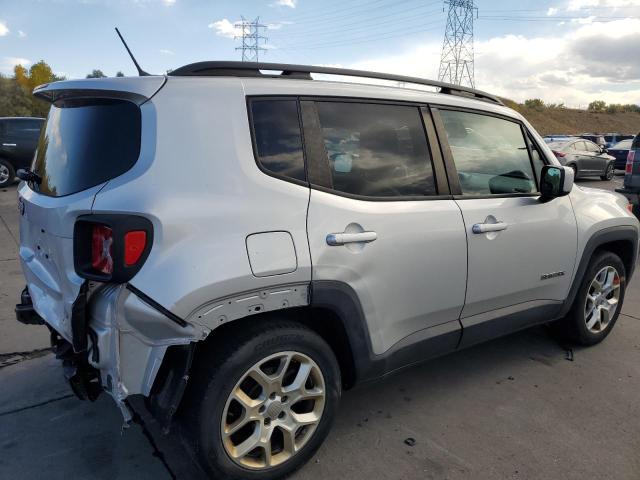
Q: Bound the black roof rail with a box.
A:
[168,61,504,106]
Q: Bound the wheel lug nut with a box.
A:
[281,396,288,403]
[278,411,286,419]
[269,393,276,400]
[264,418,271,425]
[259,406,266,414]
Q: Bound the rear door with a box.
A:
[304,99,467,356]
[432,107,577,347]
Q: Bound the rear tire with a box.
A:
[181,320,341,480]
[601,163,614,180]
[0,159,15,188]
[554,251,626,346]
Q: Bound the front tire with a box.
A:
[182,320,341,480]
[555,251,625,346]
[0,159,15,188]
[601,163,614,180]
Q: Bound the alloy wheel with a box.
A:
[0,164,9,184]
[606,164,614,180]
[221,351,326,470]
[584,265,620,334]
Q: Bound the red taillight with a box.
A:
[124,230,147,266]
[553,150,566,158]
[91,225,114,275]
[625,150,635,174]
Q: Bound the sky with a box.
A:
[0,0,639,106]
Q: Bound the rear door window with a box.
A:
[312,101,436,198]
[250,99,306,182]
[32,99,141,197]
[439,110,536,195]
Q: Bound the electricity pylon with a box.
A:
[438,0,477,88]
[235,17,268,62]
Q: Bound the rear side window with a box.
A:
[633,134,640,150]
[33,99,141,197]
[439,110,536,195]
[250,100,306,182]
[313,101,436,197]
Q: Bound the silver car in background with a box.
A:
[548,138,616,180]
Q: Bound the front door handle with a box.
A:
[2,143,16,147]
[326,231,377,246]
[472,222,508,234]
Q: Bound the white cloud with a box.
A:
[567,0,640,10]
[18,30,26,38]
[272,0,297,7]
[547,7,559,15]
[571,15,596,23]
[208,18,242,39]
[0,57,31,75]
[159,48,174,55]
[0,21,9,36]
[345,18,640,106]
[162,0,176,5]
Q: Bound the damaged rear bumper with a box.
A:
[16,282,201,426]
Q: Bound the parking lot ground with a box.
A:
[1,176,639,480]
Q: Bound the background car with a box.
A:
[616,132,640,216]
[609,138,633,170]
[579,134,607,148]
[603,133,634,149]
[543,135,578,143]
[0,117,44,187]
[548,138,616,180]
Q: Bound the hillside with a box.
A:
[501,99,640,136]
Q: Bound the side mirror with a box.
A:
[540,165,573,201]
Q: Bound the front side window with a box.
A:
[313,101,436,197]
[527,135,546,185]
[439,110,536,195]
[250,99,306,182]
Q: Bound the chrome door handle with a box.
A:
[472,222,508,234]
[2,143,16,147]
[326,231,377,246]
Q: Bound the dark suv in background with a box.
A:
[616,132,640,216]
[0,117,44,187]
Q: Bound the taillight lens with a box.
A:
[91,225,114,275]
[625,150,635,174]
[553,150,566,158]
[124,230,147,266]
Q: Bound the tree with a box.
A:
[524,98,545,110]
[116,71,125,77]
[86,69,106,78]
[5,60,63,117]
[588,100,606,112]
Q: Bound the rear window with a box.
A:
[32,99,141,197]
[612,139,633,150]
[633,134,640,150]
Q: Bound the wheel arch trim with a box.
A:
[560,225,638,317]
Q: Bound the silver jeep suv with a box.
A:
[15,62,639,480]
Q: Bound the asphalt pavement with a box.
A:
[1,174,638,480]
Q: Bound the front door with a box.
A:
[434,107,578,346]
[304,99,467,356]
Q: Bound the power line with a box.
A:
[438,0,476,88]
[235,17,268,62]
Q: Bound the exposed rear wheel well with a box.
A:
[193,306,357,389]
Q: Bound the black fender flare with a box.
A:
[559,225,638,317]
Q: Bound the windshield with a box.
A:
[32,98,141,197]
[612,139,633,150]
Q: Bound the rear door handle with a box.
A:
[2,143,16,147]
[326,231,377,246]
[472,222,508,234]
